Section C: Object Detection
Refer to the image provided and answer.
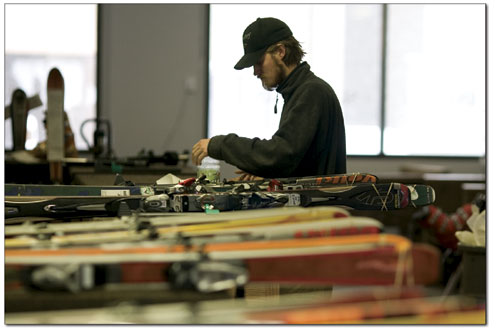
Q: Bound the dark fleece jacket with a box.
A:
[208,62,346,178]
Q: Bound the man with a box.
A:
[192,17,346,180]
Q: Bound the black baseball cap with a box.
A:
[234,17,293,70]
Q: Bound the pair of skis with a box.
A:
[5,205,441,293]
[4,172,436,218]
[5,172,376,196]
[5,206,377,248]
[6,68,71,183]
[5,233,430,292]
[5,234,441,293]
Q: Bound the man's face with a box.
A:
[253,52,286,91]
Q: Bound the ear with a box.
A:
[275,44,286,60]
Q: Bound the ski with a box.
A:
[4,182,435,219]
[193,172,379,193]
[5,183,153,197]
[5,206,348,237]
[4,172,376,197]
[6,212,381,249]
[4,171,435,220]
[4,194,170,219]
[223,172,379,190]
[151,182,433,211]
[5,233,420,291]
[5,206,349,236]
[46,68,65,183]
[4,93,42,120]
[10,89,29,151]
[7,90,43,151]
[5,196,442,293]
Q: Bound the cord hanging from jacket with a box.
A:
[274,92,279,114]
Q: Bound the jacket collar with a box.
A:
[277,61,310,101]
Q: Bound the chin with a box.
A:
[261,80,277,91]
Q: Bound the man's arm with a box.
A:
[207,85,325,178]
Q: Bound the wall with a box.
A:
[99,4,485,180]
[99,4,208,157]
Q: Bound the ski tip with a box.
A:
[11,89,28,108]
[12,88,27,100]
[47,68,64,89]
[409,185,436,206]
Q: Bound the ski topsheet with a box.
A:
[5,194,170,219]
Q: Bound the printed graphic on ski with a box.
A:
[5,194,169,219]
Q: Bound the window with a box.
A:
[385,4,485,156]
[208,4,485,157]
[4,4,98,151]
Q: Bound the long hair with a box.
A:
[266,35,306,67]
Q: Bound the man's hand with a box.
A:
[229,169,264,182]
[191,138,210,165]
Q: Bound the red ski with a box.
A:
[5,234,440,293]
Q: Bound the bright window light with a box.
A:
[384,4,485,156]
